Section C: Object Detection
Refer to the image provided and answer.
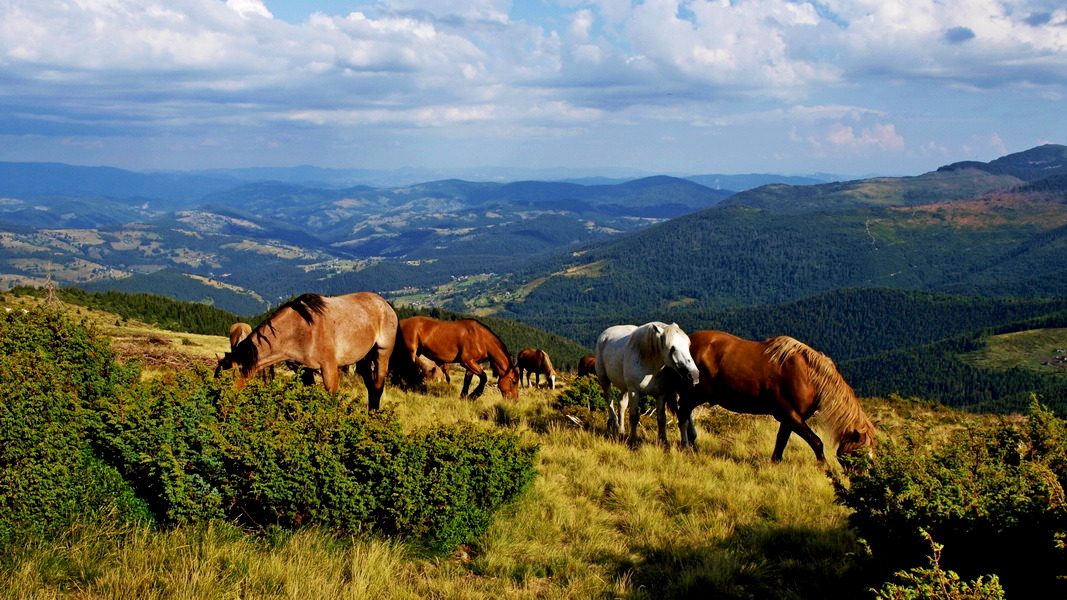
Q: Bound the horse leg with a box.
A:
[772,415,825,463]
[677,400,698,449]
[460,370,474,399]
[320,362,340,393]
[458,359,488,399]
[471,371,488,399]
[655,393,670,447]
[626,391,641,445]
[357,349,385,411]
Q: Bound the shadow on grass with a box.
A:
[608,523,875,600]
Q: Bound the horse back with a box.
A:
[400,317,501,364]
[315,292,397,364]
[685,330,815,415]
[595,324,645,390]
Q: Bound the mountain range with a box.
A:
[3,143,1067,411]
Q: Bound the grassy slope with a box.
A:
[962,327,1067,375]
[0,303,1009,599]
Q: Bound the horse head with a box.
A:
[498,363,520,399]
[659,323,700,386]
[215,352,233,377]
[837,426,877,467]
[215,351,249,390]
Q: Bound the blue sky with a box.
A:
[1,0,1064,177]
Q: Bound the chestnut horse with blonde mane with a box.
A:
[397,316,519,400]
[216,292,398,409]
[517,348,557,389]
[666,330,876,463]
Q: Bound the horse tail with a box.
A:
[764,337,875,448]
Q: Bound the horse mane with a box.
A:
[540,350,555,375]
[230,293,329,378]
[634,321,670,363]
[763,336,876,448]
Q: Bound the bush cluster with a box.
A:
[553,374,610,411]
[0,308,148,545]
[837,399,1067,596]
[1,308,538,553]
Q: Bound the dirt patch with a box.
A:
[112,333,217,371]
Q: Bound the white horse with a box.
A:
[595,322,700,445]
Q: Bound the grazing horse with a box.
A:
[576,355,596,378]
[595,322,700,445]
[517,348,557,389]
[228,322,252,351]
[415,355,448,383]
[215,292,398,410]
[397,316,519,400]
[666,330,876,463]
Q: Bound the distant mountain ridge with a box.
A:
[0,161,238,202]
[937,144,1067,181]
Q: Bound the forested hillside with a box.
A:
[492,179,1067,333]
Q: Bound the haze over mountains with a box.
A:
[0,160,822,312]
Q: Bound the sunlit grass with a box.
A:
[3,365,891,599]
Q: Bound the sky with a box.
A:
[0,0,1065,178]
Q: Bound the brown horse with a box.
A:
[576,354,596,378]
[397,316,519,400]
[517,348,557,389]
[228,322,252,350]
[215,292,398,409]
[666,330,876,463]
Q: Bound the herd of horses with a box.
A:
[215,291,877,464]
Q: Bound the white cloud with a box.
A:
[0,0,1063,172]
[827,122,906,152]
[227,0,273,19]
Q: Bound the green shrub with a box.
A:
[390,424,538,552]
[837,399,1067,596]
[873,531,1004,600]
[0,309,148,546]
[210,375,409,532]
[2,308,538,553]
[99,368,226,524]
[100,369,537,551]
[554,375,610,411]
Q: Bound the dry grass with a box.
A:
[1,315,905,599]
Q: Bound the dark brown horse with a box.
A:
[576,354,596,378]
[397,316,519,400]
[216,292,398,409]
[666,330,876,463]
[517,348,557,389]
